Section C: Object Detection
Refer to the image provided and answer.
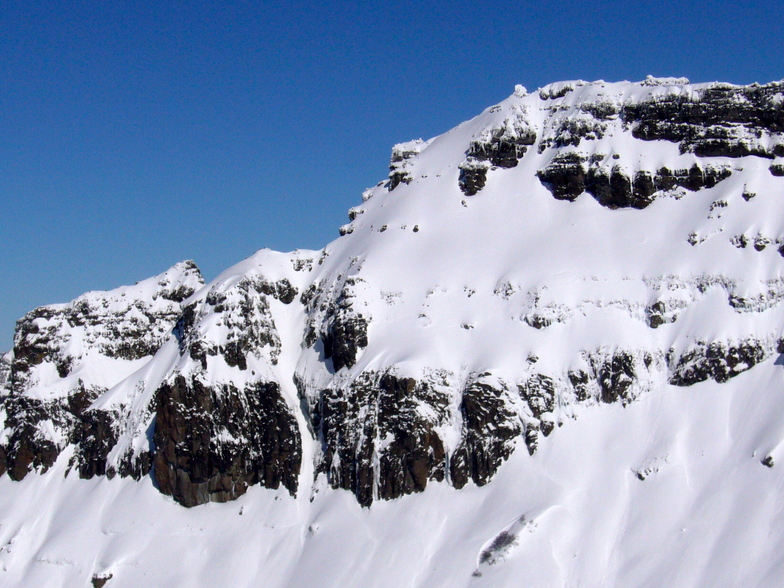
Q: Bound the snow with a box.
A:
[2,78,784,585]
[2,362,784,586]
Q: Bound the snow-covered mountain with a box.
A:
[2,77,784,586]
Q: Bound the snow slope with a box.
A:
[1,77,784,586]
[2,363,784,586]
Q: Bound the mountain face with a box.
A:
[2,77,784,586]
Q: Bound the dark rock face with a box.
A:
[458,159,490,196]
[0,382,114,481]
[591,351,649,404]
[668,338,769,386]
[646,302,667,328]
[304,369,560,505]
[302,276,370,372]
[518,374,555,419]
[537,157,731,208]
[311,278,369,372]
[302,354,688,506]
[458,113,537,195]
[375,375,447,500]
[116,448,153,481]
[73,405,121,479]
[450,375,523,489]
[322,309,369,372]
[467,127,537,169]
[568,370,591,402]
[303,370,451,507]
[585,167,656,209]
[91,573,113,588]
[645,300,679,328]
[0,262,203,481]
[535,153,588,201]
[388,141,425,191]
[2,395,62,480]
[621,81,784,159]
[153,376,302,507]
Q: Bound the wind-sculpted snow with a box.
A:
[2,77,784,586]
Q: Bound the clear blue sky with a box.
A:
[1,0,782,349]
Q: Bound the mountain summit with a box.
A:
[2,77,784,586]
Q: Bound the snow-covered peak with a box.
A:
[7,260,203,403]
[2,78,784,586]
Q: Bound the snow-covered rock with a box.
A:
[2,78,784,586]
[1,261,203,481]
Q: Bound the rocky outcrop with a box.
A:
[0,262,204,481]
[0,353,8,379]
[533,79,781,206]
[590,350,656,404]
[0,381,114,481]
[374,375,448,500]
[72,405,121,479]
[388,140,426,191]
[537,155,731,208]
[458,159,491,196]
[534,152,589,201]
[177,274,295,369]
[466,123,536,169]
[2,395,62,480]
[321,306,368,373]
[538,111,611,152]
[645,300,679,328]
[622,81,784,158]
[303,370,451,507]
[459,109,536,195]
[153,376,301,507]
[91,573,113,588]
[668,338,771,386]
[302,353,670,505]
[450,374,523,488]
[303,277,369,372]
[302,367,560,505]
[539,82,578,100]
[9,261,203,388]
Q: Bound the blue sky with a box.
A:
[1,0,782,349]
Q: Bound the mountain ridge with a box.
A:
[2,76,784,586]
